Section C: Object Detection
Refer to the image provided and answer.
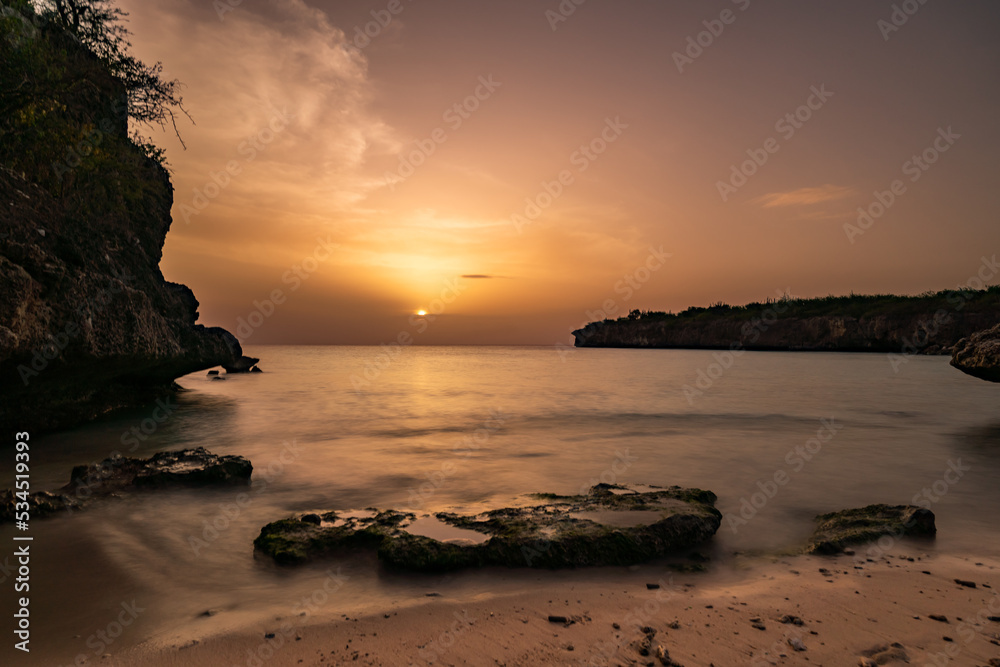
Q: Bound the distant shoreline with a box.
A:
[573,287,1000,353]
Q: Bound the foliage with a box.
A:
[1,0,182,217]
[34,0,192,147]
[613,286,1000,325]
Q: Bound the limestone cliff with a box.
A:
[0,9,241,433]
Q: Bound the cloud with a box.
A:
[752,185,856,209]
[461,274,498,279]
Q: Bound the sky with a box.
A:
[117,0,1000,345]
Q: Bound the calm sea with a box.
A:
[3,346,999,662]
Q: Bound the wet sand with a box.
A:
[108,548,1000,667]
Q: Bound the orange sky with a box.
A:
[118,0,1000,345]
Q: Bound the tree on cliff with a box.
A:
[35,0,193,149]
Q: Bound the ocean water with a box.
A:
[3,346,999,662]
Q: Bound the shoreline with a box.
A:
[106,547,1000,667]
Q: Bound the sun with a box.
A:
[416,309,427,317]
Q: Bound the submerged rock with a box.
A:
[951,323,1000,383]
[254,483,722,570]
[0,447,251,523]
[805,504,935,555]
[224,355,261,373]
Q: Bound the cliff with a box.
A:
[573,290,1000,353]
[0,8,242,433]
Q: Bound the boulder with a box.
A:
[951,323,1000,382]
[67,447,252,490]
[0,447,251,523]
[805,504,935,555]
[254,483,722,570]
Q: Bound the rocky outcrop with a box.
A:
[224,355,261,373]
[0,447,252,522]
[805,504,936,555]
[573,292,1000,352]
[0,14,247,433]
[951,323,1000,382]
[254,483,722,571]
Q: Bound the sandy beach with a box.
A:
[107,547,1000,667]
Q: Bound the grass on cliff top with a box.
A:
[597,286,1000,327]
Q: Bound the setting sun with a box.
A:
[416,310,427,317]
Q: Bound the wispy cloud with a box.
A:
[752,185,856,209]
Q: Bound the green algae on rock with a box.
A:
[253,483,722,571]
[805,504,936,555]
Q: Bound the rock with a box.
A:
[646,583,661,590]
[779,614,804,626]
[250,366,263,373]
[66,447,251,490]
[929,614,948,623]
[224,355,261,374]
[954,578,976,588]
[787,637,806,652]
[129,448,253,488]
[547,615,568,624]
[951,323,1000,382]
[0,448,251,523]
[805,504,935,554]
[0,490,81,522]
[656,645,671,665]
[207,370,220,376]
[636,626,656,657]
[859,659,877,667]
[860,643,909,664]
[254,483,722,570]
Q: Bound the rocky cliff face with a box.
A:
[573,308,999,354]
[951,324,1000,383]
[0,16,241,434]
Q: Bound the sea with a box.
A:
[2,346,999,663]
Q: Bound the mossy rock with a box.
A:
[254,484,722,571]
[805,504,936,555]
